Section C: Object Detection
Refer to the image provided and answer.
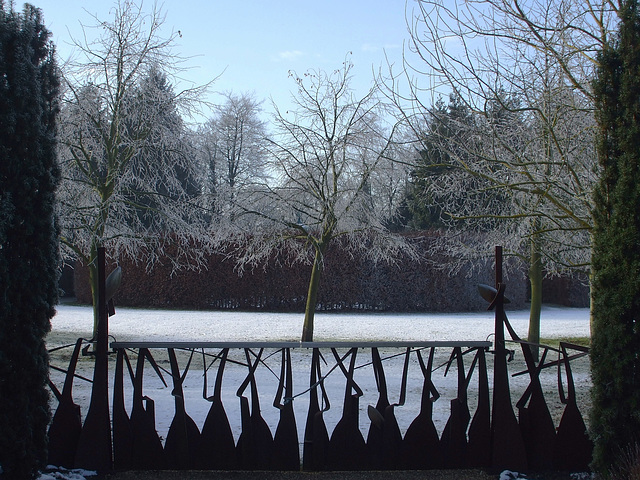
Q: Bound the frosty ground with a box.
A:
[48,304,591,344]
[43,304,593,480]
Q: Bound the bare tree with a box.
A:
[213,60,415,341]
[367,128,415,229]
[199,92,268,218]
[57,0,211,336]
[384,0,617,350]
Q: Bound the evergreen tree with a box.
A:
[406,95,474,229]
[125,65,199,229]
[406,93,511,231]
[0,3,60,478]
[590,0,640,472]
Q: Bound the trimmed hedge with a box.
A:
[72,235,587,313]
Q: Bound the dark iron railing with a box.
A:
[47,246,593,473]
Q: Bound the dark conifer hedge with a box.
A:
[591,0,640,472]
[0,4,60,478]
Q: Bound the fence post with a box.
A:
[74,246,113,471]
[490,245,527,471]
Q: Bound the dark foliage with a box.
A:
[71,233,588,313]
[590,0,640,472]
[404,94,513,232]
[405,95,473,230]
[0,3,60,478]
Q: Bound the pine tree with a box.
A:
[590,0,640,472]
[406,95,474,230]
[0,3,60,478]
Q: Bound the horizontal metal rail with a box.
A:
[110,340,492,350]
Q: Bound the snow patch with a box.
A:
[38,466,96,480]
[500,471,527,480]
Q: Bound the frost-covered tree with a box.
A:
[213,60,415,341]
[126,66,201,225]
[417,86,594,350]
[387,0,608,352]
[369,132,414,230]
[199,92,268,218]
[56,0,209,336]
[405,94,483,230]
[0,4,60,478]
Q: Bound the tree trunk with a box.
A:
[528,235,543,362]
[301,248,324,342]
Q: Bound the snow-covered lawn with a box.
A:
[50,303,591,344]
[44,304,592,479]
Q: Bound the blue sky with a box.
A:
[30,0,413,119]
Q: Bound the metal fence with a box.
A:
[47,247,593,473]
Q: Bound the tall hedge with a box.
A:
[73,235,543,313]
[73,235,593,314]
[0,4,60,479]
[590,0,640,472]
